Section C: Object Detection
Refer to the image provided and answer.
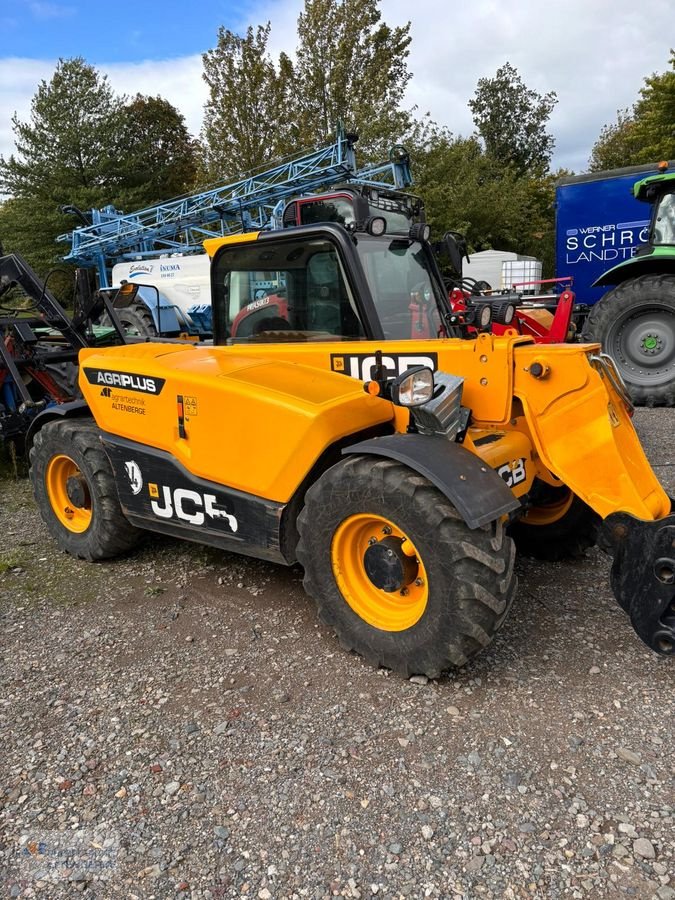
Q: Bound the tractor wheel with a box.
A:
[30,419,141,561]
[508,484,600,561]
[115,305,157,339]
[583,274,675,406]
[296,456,517,677]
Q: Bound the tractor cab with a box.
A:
[204,218,498,346]
[280,184,424,236]
[637,170,675,248]
[604,164,675,262]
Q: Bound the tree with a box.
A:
[0,58,122,284]
[634,50,675,161]
[201,0,414,177]
[590,51,675,169]
[202,24,297,178]
[0,196,76,299]
[411,127,557,275]
[468,62,557,175]
[114,94,199,209]
[0,57,122,203]
[588,111,643,171]
[0,57,202,296]
[294,0,412,158]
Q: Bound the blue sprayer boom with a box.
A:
[58,130,412,287]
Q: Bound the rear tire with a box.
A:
[583,275,675,407]
[296,456,517,677]
[116,304,157,339]
[508,485,599,561]
[30,419,142,560]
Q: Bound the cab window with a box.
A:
[212,237,366,343]
[356,236,442,339]
[653,192,675,245]
[299,198,355,228]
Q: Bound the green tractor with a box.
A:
[584,168,675,406]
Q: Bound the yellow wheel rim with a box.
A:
[45,454,93,533]
[331,513,429,632]
[522,489,574,526]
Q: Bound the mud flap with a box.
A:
[600,510,675,655]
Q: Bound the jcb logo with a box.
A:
[149,484,238,532]
[330,352,438,381]
[497,459,527,488]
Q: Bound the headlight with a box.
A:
[409,222,431,242]
[477,303,492,330]
[492,300,516,326]
[368,216,387,236]
[394,366,435,407]
[410,372,465,439]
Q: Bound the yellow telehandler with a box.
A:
[27,219,674,676]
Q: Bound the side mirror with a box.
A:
[442,231,468,277]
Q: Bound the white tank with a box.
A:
[112,255,211,314]
[465,250,518,289]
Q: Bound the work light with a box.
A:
[393,367,435,407]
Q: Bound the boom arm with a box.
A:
[58,130,413,286]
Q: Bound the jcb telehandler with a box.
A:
[27,216,675,676]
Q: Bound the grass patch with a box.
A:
[0,441,28,479]
[0,549,25,575]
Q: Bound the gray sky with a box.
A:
[0,0,672,176]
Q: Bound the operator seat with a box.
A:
[306,252,362,337]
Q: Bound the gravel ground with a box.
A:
[0,409,673,900]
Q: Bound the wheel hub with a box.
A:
[66,474,90,509]
[609,305,675,386]
[363,536,419,592]
[640,333,662,355]
[45,454,93,533]
[330,513,429,632]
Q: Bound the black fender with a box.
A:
[343,434,520,529]
[25,400,92,450]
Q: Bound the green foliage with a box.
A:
[0,196,74,290]
[294,0,412,158]
[114,95,199,209]
[0,58,199,298]
[468,62,557,176]
[411,128,557,275]
[590,51,675,170]
[201,0,413,174]
[202,24,298,178]
[0,58,121,286]
[0,57,122,202]
[588,111,643,171]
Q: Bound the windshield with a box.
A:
[355,235,446,339]
[653,191,675,245]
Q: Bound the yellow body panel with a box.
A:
[79,344,393,503]
[511,344,671,520]
[79,326,671,521]
[203,232,261,257]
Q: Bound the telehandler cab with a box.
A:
[27,218,675,677]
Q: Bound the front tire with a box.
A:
[296,456,517,677]
[30,419,142,560]
[584,275,675,406]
